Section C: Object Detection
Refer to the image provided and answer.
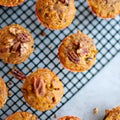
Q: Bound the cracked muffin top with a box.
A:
[6,112,38,120]
[58,116,80,120]
[0,0,25,7]
[0,24,34,64]
[22,68,64,111]
[58,30,97,72]
[104,106,120,120]
[88,0,120,18]
[0,77,8,109]
[36,0,76,30]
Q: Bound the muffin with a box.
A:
[0,0,25,7]
[87,0,120,18]
[36,0,76,30]
[58,116,80,120]
[0,77,8,109]
[22,68,64,111]
[58,30,97,72]
[104,106,120,120]
[6,112,38,120]
[0,24,34,64]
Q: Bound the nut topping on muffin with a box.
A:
[0,24,34,64]
[67,50,80,64]
[32,77,46,97]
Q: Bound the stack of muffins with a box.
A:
[0,0,119,120]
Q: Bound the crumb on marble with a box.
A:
[93,108,99,114]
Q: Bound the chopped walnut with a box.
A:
[77,47,88,57]
[10,68,26,80]
[67,50,80,64]
[32,77,46,97]
[16,33,30,43]
[10,42,21,53]
[9,27,21,35]
[9,32,30,56]
[20,43,29,55]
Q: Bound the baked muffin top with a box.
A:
[0,24,34,64]
[6,112,38,120]
[88,0,120,18]
[36,0,76,30]
[104,106,120,120]
[58,30,97,72]
[0,0,25,7]
[0,77,8,109]
[22,68,64,111]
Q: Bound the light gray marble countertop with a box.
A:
[52,52,120,120]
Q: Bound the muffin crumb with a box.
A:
[54,114,57,119]
[8,92,12,97]
[40,31,46,37]
[8,81,13,86]
[93,108,99,114]
[48,45,52,49]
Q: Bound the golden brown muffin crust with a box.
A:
[36,0,76,30]
[88,0,120,18]
[0,0,25,7]
[58,116,80,120]
[0,24,34,64]
[0,77,8,109]
[22,68,64,111]
[6,112,38,120]
[58,30,97,72]
[104,106,120,120]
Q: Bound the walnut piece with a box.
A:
[10,41,21,53]
[10,68,26,80]
[67,50,80,64]
[32,77,46,97]
[77,47,88,57]
[17,33,30,43]
[9,33,30,55]
[9,27,21,35]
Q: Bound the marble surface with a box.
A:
[52,52,120,120]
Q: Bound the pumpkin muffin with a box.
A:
[104,106,120,120]
[0,77,8,109]
[6,112,38,120]
[58,116,80,120]
[58,30,97,72]
[87,0,120,18]
[36,0,76,30]
[0,0,25,7]
[0,24,34,64]
[22,68,64,111]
